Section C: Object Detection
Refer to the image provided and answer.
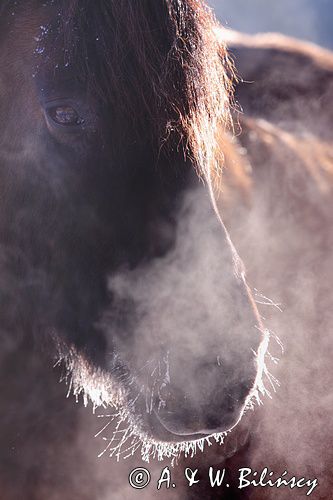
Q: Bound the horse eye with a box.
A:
[47,105,84,126]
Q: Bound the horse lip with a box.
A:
[150,409,211,443]
[153,410,210,442]
[150,408,251,460]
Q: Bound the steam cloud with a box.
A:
[219,114,333,498]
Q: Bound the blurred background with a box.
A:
[208,0,333,49]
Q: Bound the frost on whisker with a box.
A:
[95,411,228,465]
[243,327,283,415]
[254,288,283,313]
[55,343,229,464]
[54,322,281,465]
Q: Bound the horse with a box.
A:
[1,0,332,498]
[0,1,270,495]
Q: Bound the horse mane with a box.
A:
[3,0,235,178]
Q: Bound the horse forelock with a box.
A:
[4,0,235,178]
